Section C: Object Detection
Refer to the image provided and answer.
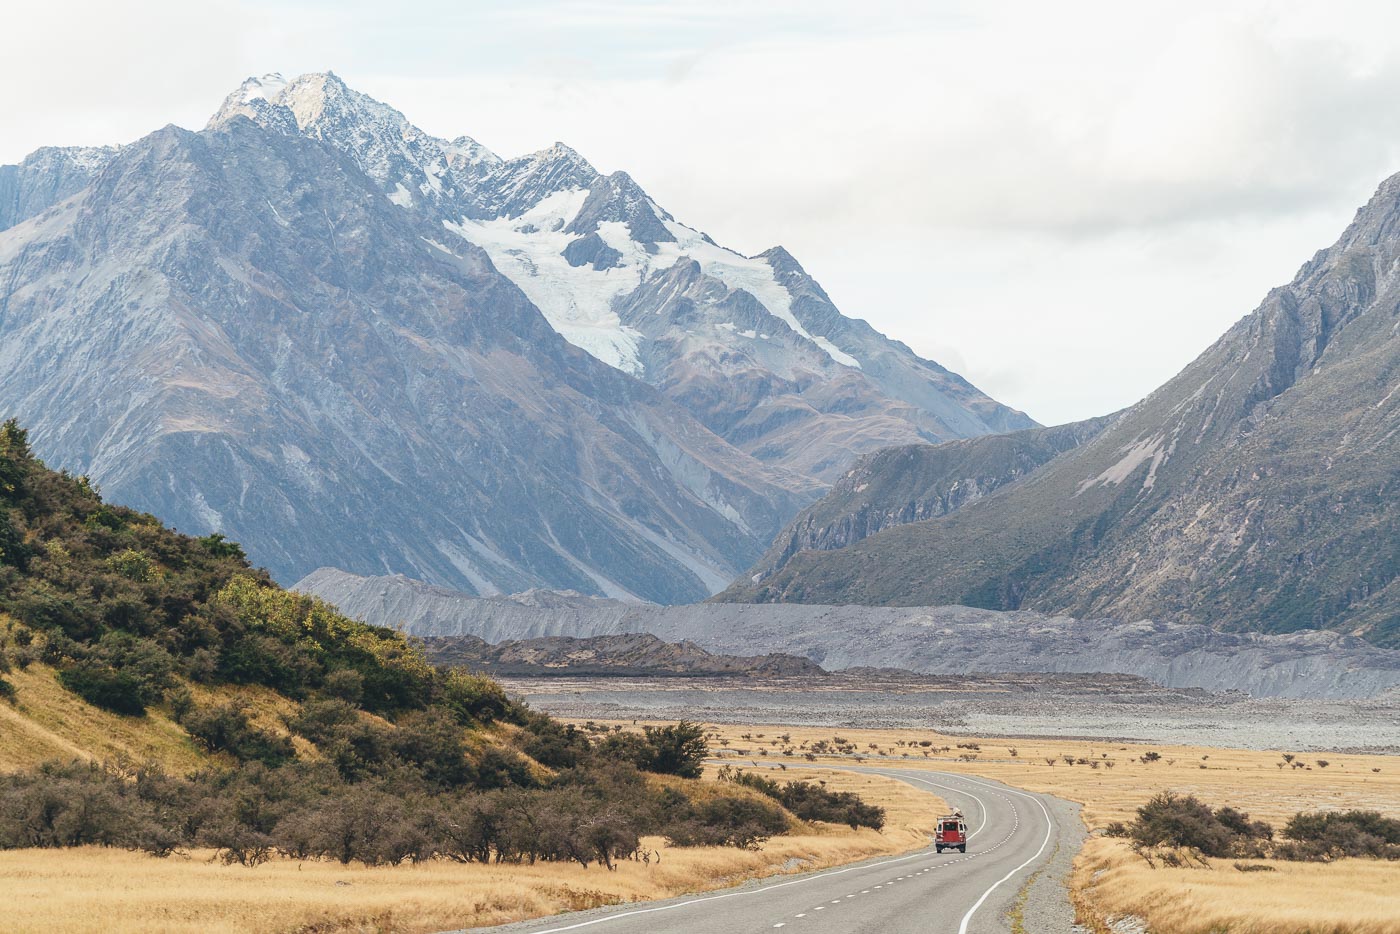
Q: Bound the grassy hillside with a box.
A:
[0,418,883,874]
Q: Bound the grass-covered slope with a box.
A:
[0,419,881,868]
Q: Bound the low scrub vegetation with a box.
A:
[1107,792,1400,862]
[0,421,885,869]
[719,765,886,830]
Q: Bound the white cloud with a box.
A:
[4,0,1400,424]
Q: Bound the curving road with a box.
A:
[467,769,1079,934]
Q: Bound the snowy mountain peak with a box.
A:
[447,135,501,168]
[238,72,290,103]
[192,72,1034,478]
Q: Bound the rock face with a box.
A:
[422,632,826,677]
[746,415,1115,582]
[296,568,1400,699]
[721,174,1400,647]
[0,71,1032,600]
[0,115,818,604]
[0,145,117,231]
[209,73,1034,483]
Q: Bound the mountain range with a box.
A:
[0,72,1028,603]
[720,172,1400,647]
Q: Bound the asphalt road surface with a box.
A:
[468,768,1077,934]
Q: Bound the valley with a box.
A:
[2,20,1399,933]
[506,673,1400,754]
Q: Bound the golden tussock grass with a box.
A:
[0,769,939,934]
[689,720,1400,829]
[1074,836,1400,934]
[672,720,1400,933]
[0,663,207,772]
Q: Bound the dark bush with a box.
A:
[1280,810,1400,860]
[519,714,590,769]
[180,702,295,766]
[58,661,148,715]
[1128,793,1270,857]
[639,721,708,778]
[665,793,789,849]
[724,768,885,830]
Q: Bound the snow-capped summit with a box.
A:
[206,72,1033,479]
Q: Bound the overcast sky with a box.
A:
[6,1,1400,424]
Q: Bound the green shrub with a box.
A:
[639,721,708,778]
[179,702,294,766]
[1125,793,1271,857]
[57,662,148,715]
[1280,810,1400,860]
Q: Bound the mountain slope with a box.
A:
[0,115,814,604]
[743,415,1115,583]
[211,73,1034,481]
[721,174,1400,646]
[0,145,117,231]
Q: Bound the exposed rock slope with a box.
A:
[209,73,1034,482]
[297,569,1400,699]
[721,174,1400,646]
[0,117,814,604]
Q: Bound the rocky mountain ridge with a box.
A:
[0,113,815,603]
[296,568,1400,699]
[746,415,1116,583]
[208,72,1035,481]
[720,171,1400,646]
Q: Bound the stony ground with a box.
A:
[506,674,1400,754]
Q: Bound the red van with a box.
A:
[935,814,967,853]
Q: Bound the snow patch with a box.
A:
[420,237,456,256]
[812,335,861,369]
[388,183,413,207]
[444,189,647,376]
[241,73,289,102]
[444,185,855,375]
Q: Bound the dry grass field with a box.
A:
[0,662,209,771]
[1075,837,1400,934]
[0,751,939,934]
[690,720,1400,829]
[642,719,1400,933]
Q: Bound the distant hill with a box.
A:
[741,415,1114,584]
[422,632,825,678]
[719,172,1400,648]
[296,568,1400,699]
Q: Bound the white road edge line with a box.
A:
[510,769,1045,934]
[515,805,952,932]
[952,775,1055,934]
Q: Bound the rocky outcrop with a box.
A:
[423,632,826,677]
[297,569,1400,699]
[0,145,117,232]
[720,172,1400,648]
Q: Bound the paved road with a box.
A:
[468,769,1075,934]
